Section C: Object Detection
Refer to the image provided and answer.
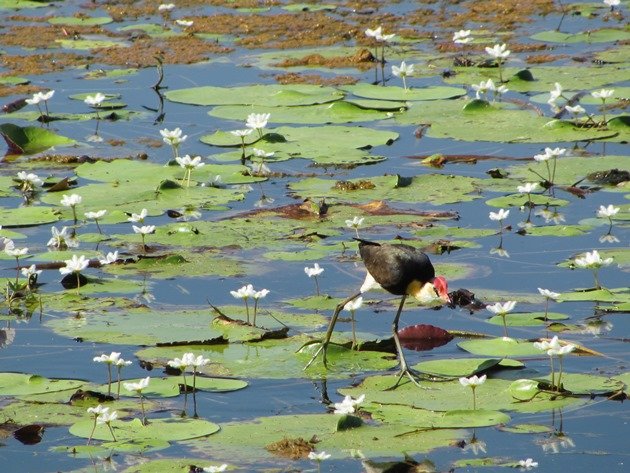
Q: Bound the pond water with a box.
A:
[0,1,628,472]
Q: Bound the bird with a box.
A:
[304,238,450,388]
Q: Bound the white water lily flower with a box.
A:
[128,208,148,223]
[230,129,253,137]
[175,19,193,27]
[96,410,118,424]
[495,84,509,95]
[565,104,585,115]
[94,352,121,365]
[160,127,187,145]
[364,26,382,38]
[123,376,150,393]
[85,210,107,219]
[16,171,43,189]
[489,208,509,221]
[60,193,82,207]
[87,404,110,416]
[175,154,204,170]
[549,344,576,357]
[333,394,365,414]
[47,226,78,248]
[5,240,28,257]
[471,79,495,99]
[253,289,270,300]
[252,148,274,158]
[547,82,563,105]
[60,254,89,275]
[538,288,560,300]
[534,147,566,162]
[246,112,271,131]
[591,88,614,100]
[99,251,118,265]
[230,284,255,300]
[459,374,487,387]
[517,182,538,194]
[518,458,539,470]
[308,451,331,461]
[304,263,324,277]
[597,204,620,218]
[158,3,175,11]
[486,301,516,315]
[344,296,363,312]
[20,264,41,279]
[133,225,156,235]
[485,43,510,59]
[574,250,613,269]
[84,93,106,107]
[453,29,472,44]
[345,216,364,229]
[202,465,228,473]
[391,61,414,78]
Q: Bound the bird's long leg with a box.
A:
[388,295,423,390]
[304,292,362,370]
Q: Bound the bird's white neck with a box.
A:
[408,280,439,304]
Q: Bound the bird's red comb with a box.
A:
[433,276,450,303]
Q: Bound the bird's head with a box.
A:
[409,276,450,305]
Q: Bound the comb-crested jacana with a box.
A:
[304,239,450,388]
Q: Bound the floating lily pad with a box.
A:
[531,28,630,43]
[209,101,393,124]
[343,83,466,101]
[458,338,543,357]
[0,372,84,396]
[0,206,60,227]
[109,376,246,398]
[166,84,343,107]
[0,123,76,155]
[538,373,624,395]
[70,417,220,442]
[203,413,464,458]
[370,404,511,428]
[56,38,128,50]
[414,357,523,378]
[48,16,113,26]
[488,311,569,327]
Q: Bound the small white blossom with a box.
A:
[99,251,118,265]
[128,208,148,223]
[538,288,560,300]
[16,171,43,189]
[489,208,509,221]
[459,374,487,387]
[85,210,107,220]
[486,301,516,315]
[84,93,106,107]
[596,204,619,218]
[246,112,271,131]
[565,104,585,115]
[160,127,187,146]
[60,194,82,207]
[517,182,538,194]
[344,296,363,312]
[93,352,121,364]
[175,19,193,27]
[391,61,414,78]
[230,284,255,300]
[574,250,613,269]
[59,254,89,275]
[230,129,253,137]
[345,216,364,229]
[333,394,365,414]
[96,410,118,425]
[471,79,495,99]
[308,451,331,461]
[253,289,270,300]
[485,43,510,59]
[175,154,204,170]
[518,458,539,470]
[123,376,150,393]
[591,89,614,100]
[534,147,566,162]
[453,29,472,44]
[20,264,41,279]
[305,263,324,277]
[202,465,228,473]
[158,3,175,11]
[133,225,156,235]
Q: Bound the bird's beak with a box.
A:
[440,292,451,304]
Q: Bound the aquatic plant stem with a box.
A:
[556,356,565,391]
[549,355,555,388]
[116,366,122,399]
[592,269,601,290]
[87,417,97,445]
[253,299,259,326]
[139,393,147,425]
[106,422,117,442]
[314,275,321,296]
[106,364,112,396]
[244,299,250,324]
[501,314,509,338]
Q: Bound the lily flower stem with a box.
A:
[107,422,116,442]
[139,394,147,425]
[606,218,613,235]
[350,310,357,350]
[107,364,112,396]
[501,314,509,338]
[354,228,360,239]
[94,109,100,136]
[592,269,601,290]
[172,144,179,161]
[253,300,259,327]
[87,417,97,445]
[14,256,20,285]
[141,234,146,253]
[116,367,121,399]
[402,76,407,91]
[192,369,199,418]
[240,137,247,163]
[497,59,504,83]
[471,386,477,410]
[551,156,558,185]
[557,356,565,392]
[71,206,78,224]
[544,161,552,185]
[43,101,50,119]
[76,272,81,296]
[244,299,250,324]
[314,276,321,296]
[182,371,188,411]
[544,298,549,322]
[95,219,103,235]
[186,169,191,188]
[549,355,555,389]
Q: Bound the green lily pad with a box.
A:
[488,311,569,327]
[56,38,128,50]
[110,376,246,398]
[0,206,60,227]
[539,373,625,395]
[203,413,464,458]
[414,357,523,378]
[289,173,480,205]
[48,16,113,26]
[499,423,552,434]
[531,28,630,43]
[0,76,29,85]
[370,404,511,428]
[342,83,466,101]
[0,123,76,155]
[458,338,543,357]
[0,372,84,396]
[69,417,220,442]
[166,84,343,107]
[209,101,393,124]
[558,287,630,303]
[1,398,88,426]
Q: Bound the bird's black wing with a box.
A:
[357,240,435,295]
